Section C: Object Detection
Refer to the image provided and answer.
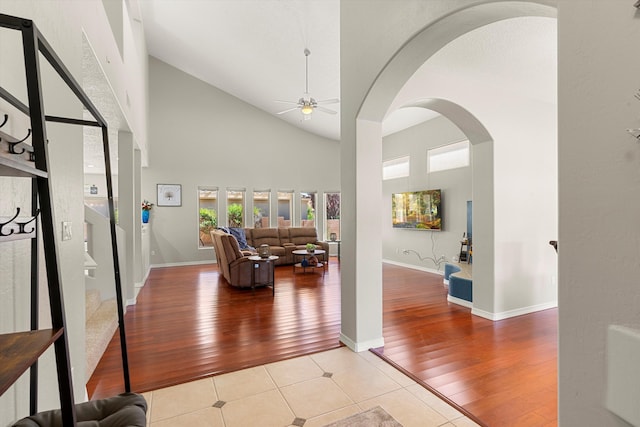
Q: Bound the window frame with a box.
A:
[383,155,410,180]
[427,140,470,173]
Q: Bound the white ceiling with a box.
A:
[137,2,556,142]
[140,0,341,140]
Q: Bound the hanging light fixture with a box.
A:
[300,49,314,117]
[275,49,339,120]
[301,101,314,115]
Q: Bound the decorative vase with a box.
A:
[330,232,337,241]
[258,244,270,258]
[142,209,149,224]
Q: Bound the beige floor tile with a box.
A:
[302,404,362,427]
[310,346,365,373]
[357,351,416,387]
[150,407,224,427]
[221,388,295,427]
[265,355,324,387]
[406,383,463,420]
[213,365,276,402]
[331,361,402,402]
[280,376,354,419]
[359,388,448,427]
[141,391,152,426]
[451,416,482,427]
[149,378,217,423]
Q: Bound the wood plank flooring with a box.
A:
[374,264,557,427]
[87,260,557,426]
[87,260,342,399]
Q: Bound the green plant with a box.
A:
[227,203,243,227]
[306,243,316,252]
[306,205,315,220]
[253,206,264,227]
[199,208,217,233]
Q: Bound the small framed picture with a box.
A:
[157,184,182,207]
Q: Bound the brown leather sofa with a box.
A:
[244,227,329,265]
[210,229,272,288]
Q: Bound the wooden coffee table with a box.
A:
[292,249,326,276]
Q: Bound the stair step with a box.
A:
[85,298,118,379]
[85,289,102,319]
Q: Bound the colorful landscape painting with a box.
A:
[392,189,442,230]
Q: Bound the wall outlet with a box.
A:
[62,221,72,241]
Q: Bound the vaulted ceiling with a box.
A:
[139,1,556,142]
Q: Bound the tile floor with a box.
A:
[142,347,480,427]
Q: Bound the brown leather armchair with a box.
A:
[211,229,271,288]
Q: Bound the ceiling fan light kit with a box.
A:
[275,48,339,120]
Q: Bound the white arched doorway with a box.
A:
[339,1,557,351]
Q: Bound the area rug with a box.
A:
[322,406,403,427]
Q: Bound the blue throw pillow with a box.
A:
[228,227,254,251]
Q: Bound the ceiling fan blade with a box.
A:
[276,107,300,115]
[316,106,337,115]
[274,100,300,105]
[316,98,340,105]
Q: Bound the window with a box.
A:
[253,190,270,228]
[226,189,245,228]
[198,187,218,248]
[300,192,317,228]
[324,192,340,240]
[277,191,293,227]
[427,140,470,173]
[383,156,410,180]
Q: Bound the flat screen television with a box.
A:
[391,189,442,230]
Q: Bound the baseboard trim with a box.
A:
[447,294,473,309]
[340,333,385,353]
[382,259,444,276]
[150,260,216,269]
[472,301,558,321]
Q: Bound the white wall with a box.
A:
[388,18,558,318]
[382,115,471,271]
[0,0,147,422]
[144,57,340,266]
[340,0,557,352]
[558,1,640,425]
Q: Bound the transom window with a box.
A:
[427,140,470,173]
[383,156,410,180]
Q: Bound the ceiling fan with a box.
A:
[275,48,339,120]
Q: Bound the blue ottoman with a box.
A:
[449,275,473,303]
[443,263,461,285]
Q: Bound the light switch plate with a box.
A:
[62,221,72,241]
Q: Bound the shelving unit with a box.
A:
[0,13,131,425]
[459,239,471,263]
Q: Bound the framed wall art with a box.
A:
[157,184,182,207]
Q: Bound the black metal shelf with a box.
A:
[0,128,45,178]
[0,12,132,426]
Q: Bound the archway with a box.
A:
[340,0,557,350]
